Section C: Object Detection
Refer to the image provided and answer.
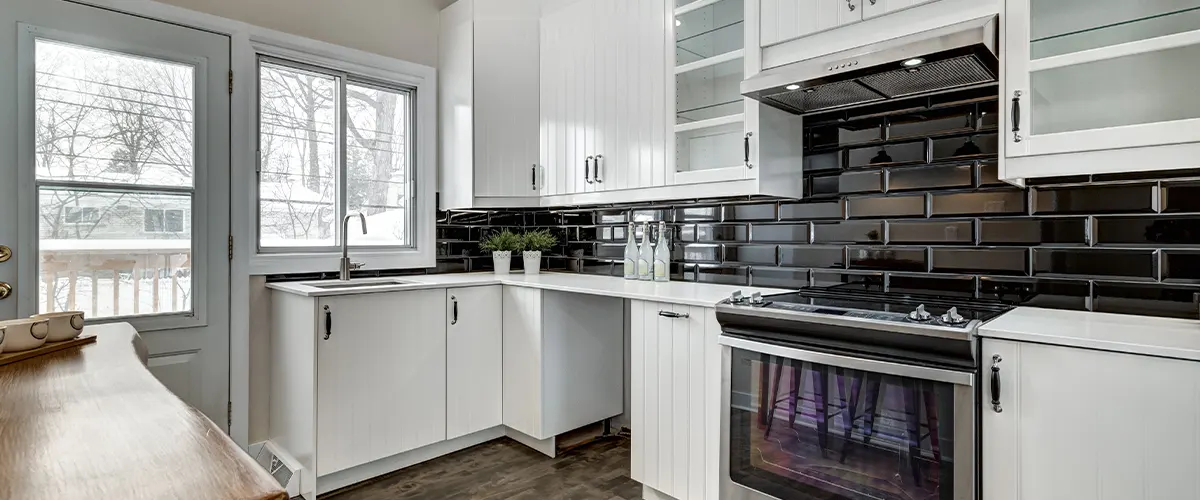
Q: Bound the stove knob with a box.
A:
[750,292,764,305]
[730,290,745,304]
[908,304,932,321]
[941,307,966,325]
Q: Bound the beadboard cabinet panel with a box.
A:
[446,286,503,440]
[983,338,1200,500]
[315,290,448,476]
[759,0,861,48]
[631,300,722,500]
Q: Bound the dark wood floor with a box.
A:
[324,435,641,500]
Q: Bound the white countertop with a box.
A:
[266,272,789,308]
[981,307,1200,361]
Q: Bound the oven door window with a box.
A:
[729,347,960,500]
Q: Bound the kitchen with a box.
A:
[0,0,1198,499]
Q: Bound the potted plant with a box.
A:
[520,229,558,275]
[479,229,522,275]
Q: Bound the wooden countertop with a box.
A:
[0,323,286,500]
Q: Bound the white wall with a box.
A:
[154,0,456,67]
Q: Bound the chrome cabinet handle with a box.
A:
[744,132,754,169]
[1011,90,1023,143]
[324,305,333,340]
[531,164,537,190]
[594,155,603,183]
[990,354,1003,413]
[585,156,594,184]
[451,295,458,325]
[658,310,690,319]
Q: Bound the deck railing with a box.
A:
[40,240,192,318]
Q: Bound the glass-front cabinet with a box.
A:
[673,0,754,184]
[1004,0,1200,162]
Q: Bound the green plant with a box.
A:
[479,229,523,253]
[521,229,559,253]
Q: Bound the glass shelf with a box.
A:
[676,0,744,65]
[676,56,743,125]
[1031,4,1200,59]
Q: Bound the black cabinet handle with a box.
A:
[990,354,1003,413]
[531,164,537,190]
[744,132,753,168]
[323,305,332,340]
[585,156,594,184]
[451,295,458,325]
[658,310,690,319]
[1011,90,1023,143]
[594,155,603,183]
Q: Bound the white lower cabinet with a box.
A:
[983,339,1200,500]
[629,300,722,500]
[315,289,448,477]
[503,287,624,444]
[446,286,503,440]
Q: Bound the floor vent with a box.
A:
[251,441,303,497]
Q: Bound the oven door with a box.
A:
[719,335,975,500]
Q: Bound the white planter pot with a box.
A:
[492,251,512,275]
[523,251,542,275]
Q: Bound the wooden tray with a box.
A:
[0,333,97,367]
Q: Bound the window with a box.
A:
[257,56,415,251]
[35,38,196,319]
[63,207,99,224]
[144,209,185,233]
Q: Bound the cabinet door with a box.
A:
[1004,0,1200,159]
[612,0,669,191]
[473,1,541,198]
[982,339,1200,500]
[502,286,544,438]
[759,0,861,47]
[541,1,578,196]
[862,0,936,18]
[315,289,447,476]
[630,301,723,500]
[446,286,503,440]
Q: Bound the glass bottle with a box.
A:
[653,221,670,282]
[623,223,637,280]
[637,222,653,281]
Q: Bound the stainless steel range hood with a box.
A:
[742,16,998,115]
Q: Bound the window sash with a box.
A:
[255,55,417,253]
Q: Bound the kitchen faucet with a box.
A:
[340,213,367,280]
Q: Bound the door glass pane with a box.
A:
[677,57,745,125]
[729,348,959,500]
[39,189,192,317]
[1030,1,1200,59]
[676,120,744,172]
[346,81,413,247]
[258,61,338,248]
[1030,43,1200,135]
[676,0,745,65]
[35,39,195,187]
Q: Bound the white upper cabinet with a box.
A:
[540,0,670,200]
[759,0,862,47]
[861,0,937,18]
[439,0,541,209]
[1001,0,1200,180]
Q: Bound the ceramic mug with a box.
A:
[0,318,49,353]
[33,311,85,342]
[0,326,7,354]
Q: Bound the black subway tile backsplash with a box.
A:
[813,220,883,244]
[931,190,1025,216]
[847,194,926,219]
[430,94,1200,319]
[978,218,1088,246]
[1034,184,1157,215]
[888,220,973,244]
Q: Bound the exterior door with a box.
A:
[0,0,232,428]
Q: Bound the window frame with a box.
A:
[248,39,435,274]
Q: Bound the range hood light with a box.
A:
[902,57,926,67]
[675,19,682,26]
[785,84,801,90]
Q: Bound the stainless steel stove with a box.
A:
[716,286,1014,500]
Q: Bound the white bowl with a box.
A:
[32,311,85,342]
[0,318,49,353]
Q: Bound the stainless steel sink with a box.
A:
[308,279,417,290]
